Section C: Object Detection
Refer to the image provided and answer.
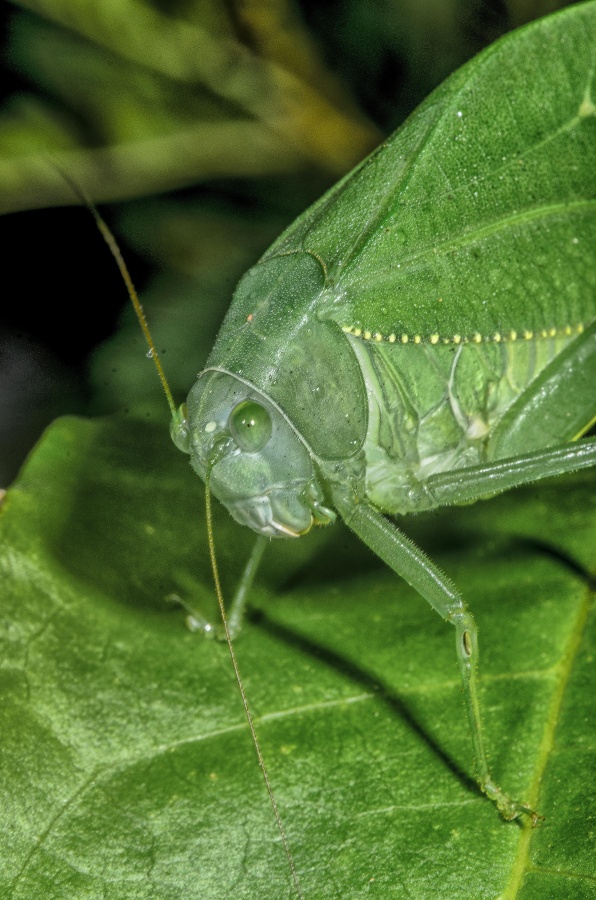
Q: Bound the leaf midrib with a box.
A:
[504,576,595,897]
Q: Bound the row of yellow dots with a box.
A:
[341,322,585,346]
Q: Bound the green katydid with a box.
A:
[83,4,595,896]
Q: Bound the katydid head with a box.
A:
[62,178,335,544]
[175,368,335,538]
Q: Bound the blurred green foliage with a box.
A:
[1,0,383,212]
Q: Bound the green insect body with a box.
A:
[160,2,596,851]
[185,258,593,529]
[168,6,596,830]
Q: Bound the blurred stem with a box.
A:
[0,121,302,214]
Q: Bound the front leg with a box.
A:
[334,497,540,823]
[179,535,268,640]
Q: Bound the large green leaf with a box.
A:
[1,411,594,899]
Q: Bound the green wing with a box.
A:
[263,3,596,345]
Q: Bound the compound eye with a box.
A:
[229,400,272,453]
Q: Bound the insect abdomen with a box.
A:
[347,327,592,514]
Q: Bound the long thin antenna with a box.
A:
[205,473,305,900]
[59,168,303,895]
[56,168,176,418]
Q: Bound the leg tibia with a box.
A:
[336,498,539,823]
[452,610,540,823]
